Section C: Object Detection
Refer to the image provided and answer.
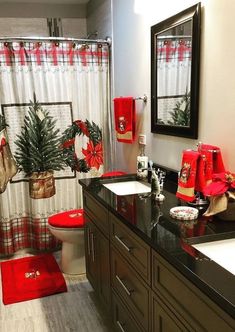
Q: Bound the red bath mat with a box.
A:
[1,253,67,305]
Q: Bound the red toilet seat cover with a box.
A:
[48,209,84,228]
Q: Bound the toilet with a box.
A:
[48,209,85,275]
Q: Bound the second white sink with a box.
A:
[103,181,151,196]
[192,238,235,275]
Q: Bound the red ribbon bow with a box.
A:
[203,172,235,196]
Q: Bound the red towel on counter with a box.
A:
[194,154,207,193]
[176,150,200,202]
[113,97,136,143]
[198,144,225,185]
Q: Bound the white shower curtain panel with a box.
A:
[0,41,112,255]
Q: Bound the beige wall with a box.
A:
[112,0,235,173]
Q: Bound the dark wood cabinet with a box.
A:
[110,245,151,332]
[84,218,98,291]
[84,193,110,310]
[112,292,144,332]
[82,188,235,332]
[152,251,235,332]
[152,293,190,332]
[110,212,151,284]
[98,229,110,308]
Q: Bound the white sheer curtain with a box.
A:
[0,40,112,255]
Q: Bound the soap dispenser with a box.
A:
[151,168,160,196]
[150,165,165,202]
[137,134,148,179]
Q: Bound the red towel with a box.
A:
[113,97,136,143]
[198,144,225,184]
[195,154,207,193]
[176,150,200,202]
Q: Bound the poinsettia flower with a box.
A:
[203,172,235,196]
[61,138,75,149]
[82,141,103,170]
[74,120,89,137]
[0,137,6,146]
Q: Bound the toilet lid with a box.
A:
[48,209,84,228]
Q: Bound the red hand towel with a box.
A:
[113,97,136,143]
[198,144,225,183]
[195,154,207,193]
[176,150,200,202]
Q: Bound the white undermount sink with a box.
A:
[192,238,235,275]
[103,181,151,196]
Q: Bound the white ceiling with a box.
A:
[0,0,89,3]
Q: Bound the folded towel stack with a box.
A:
[176,144,225,202]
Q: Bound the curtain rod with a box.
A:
[0,36,112,46]
[157,35,191,40]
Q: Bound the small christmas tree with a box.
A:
[14,93,66,177]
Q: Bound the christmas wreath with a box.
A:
[61,119,103,173]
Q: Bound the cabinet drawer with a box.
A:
[112,292,143,332]
[152,251,235,332]
[111,246,151,332]
[83,192,109,236]
[110,212,151,284]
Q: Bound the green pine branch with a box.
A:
[167,91,191,126]
[0,114,8,131]
[85,120,102,145]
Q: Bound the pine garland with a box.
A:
[14,94,66,176]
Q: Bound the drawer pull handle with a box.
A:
[115,235,131,252]
[117,320,126,332]
[91,233,95,262]
[87,227,91,256]
[116,275,133,296]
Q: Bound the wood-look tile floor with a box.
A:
[0,252,114,332]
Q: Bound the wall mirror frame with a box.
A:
[151,3,201,139]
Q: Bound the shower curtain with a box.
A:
[0,40,112,255]
[157,38,192,125]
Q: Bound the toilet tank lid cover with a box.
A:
[48,209,84,228]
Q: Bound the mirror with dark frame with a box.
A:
[151,3,201,138]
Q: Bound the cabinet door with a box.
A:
[152,251,235,332]
[98,229,111,309]
[152,294,189,332]
[84,218,98,292]
[83,192,109,236]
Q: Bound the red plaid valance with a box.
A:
[157,39,192,62]
[0,41,109,66]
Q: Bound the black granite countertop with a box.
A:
[79,174,235,320]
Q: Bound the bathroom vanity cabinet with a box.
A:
[83,192,110,309]
[151,251,234,331]
[110,211,151,331]
[80,177,235,332]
